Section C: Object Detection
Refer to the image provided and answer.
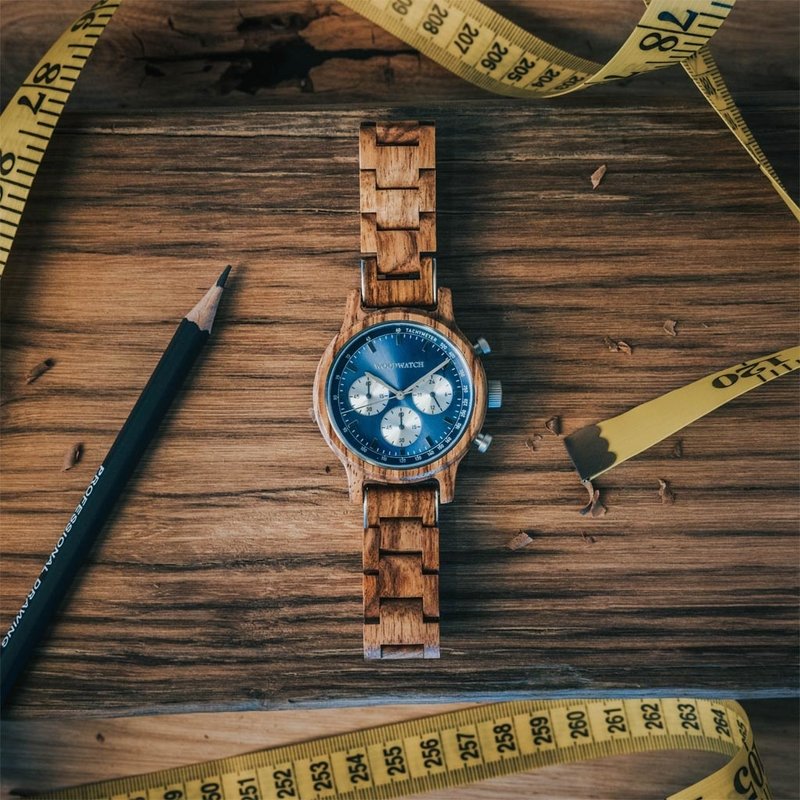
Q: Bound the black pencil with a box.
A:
[0,266,232,705]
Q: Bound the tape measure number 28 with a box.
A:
[0,0,121,274]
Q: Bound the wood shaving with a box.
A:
[545,416,562,436]
[663,319,678,336]
[26,358,55,384]
[603,336,632,355]
[579,480,607,518]
[590,164,607,189]
[63,443,83,471]
[658,479,676,505]
[524,434,543,452]
[506,531,533,550]
[671,439,684,458]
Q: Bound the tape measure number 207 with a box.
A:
[34,698,772,800]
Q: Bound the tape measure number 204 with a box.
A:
[35,698,772,800]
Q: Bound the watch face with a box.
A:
[326,321,475,469]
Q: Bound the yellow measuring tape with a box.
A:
[0,0,121,274]
[34,698,771,800]
[565,345,800,481]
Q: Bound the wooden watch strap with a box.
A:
[363,484,440,659]
[359,121,437,308]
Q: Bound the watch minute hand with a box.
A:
[399,358,450,398]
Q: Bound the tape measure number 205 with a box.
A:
[34,698,771,800]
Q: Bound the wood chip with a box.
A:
[590,164,607,189]
[658,479,676,504]
[25,358,55,384]
[506,531,533,551]
[524,434,543,452]
[603,336,632,355]
[663,319,678,336]
[671,439,684,458]
[63,443,83,471]
[579,480,607,518]
[581,531,597,545]
[545,416,562,436]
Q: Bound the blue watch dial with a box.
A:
[327,322,475,469]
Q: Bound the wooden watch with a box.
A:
[313,121,501,659]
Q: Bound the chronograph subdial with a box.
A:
[412,374,453,415]
[348,375,390,416]
[380,406,422,448]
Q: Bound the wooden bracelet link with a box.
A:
[362,483,440,659]
[359,121,437,308]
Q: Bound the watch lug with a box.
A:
[434,287,455,323]
[341,289,366,330]
[344,462,365,504]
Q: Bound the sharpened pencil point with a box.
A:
[217,265,232,288]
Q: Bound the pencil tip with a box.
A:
[216,265,232,288]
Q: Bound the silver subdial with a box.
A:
[348,375,390,416]
[412,374,453,415]
[380,406,422,447]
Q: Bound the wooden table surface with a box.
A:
[1,0,798,727]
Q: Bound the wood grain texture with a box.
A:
[1,700,798,800]
[1,102,797,716]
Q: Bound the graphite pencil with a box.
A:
[0,266,232,705]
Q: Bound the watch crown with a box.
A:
[472,336,491,356]
[487,380,503,409]
[473,432,493,453]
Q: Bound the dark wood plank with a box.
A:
[0,103,797,716]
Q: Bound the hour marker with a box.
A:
[444,416,456,425]
[395,335,401,346]
[343,363,355,372]
[367,341,376,353]
[421,341,429,352]
[370,438,378,448]
[425,435,435,447]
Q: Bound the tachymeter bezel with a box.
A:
[326,321,475,469]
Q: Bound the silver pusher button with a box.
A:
[474,432,493,453]
[472,337,491,356]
